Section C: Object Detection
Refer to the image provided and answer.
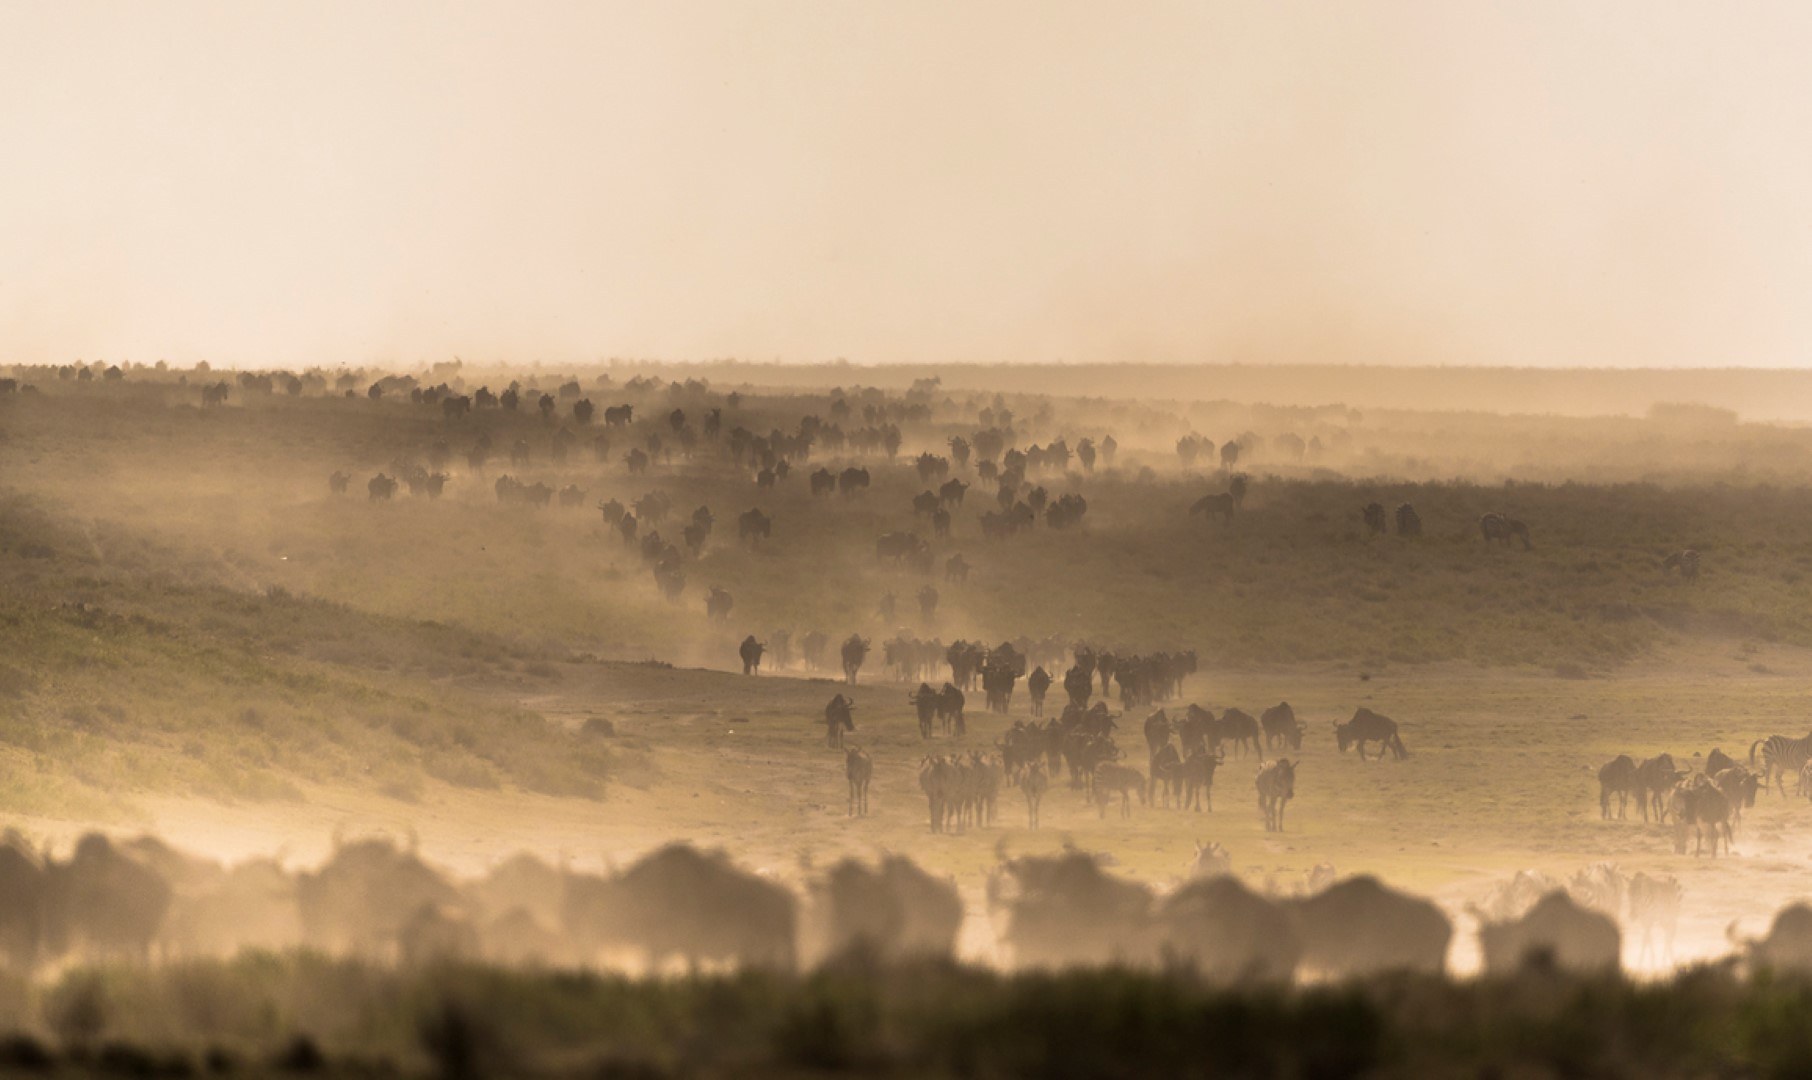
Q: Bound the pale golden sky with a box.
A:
[4,2,1811,368]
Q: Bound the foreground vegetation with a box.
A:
[0,955,1809,1077]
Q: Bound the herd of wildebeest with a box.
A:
[0,365,1783,981]
[2,827,1812,981]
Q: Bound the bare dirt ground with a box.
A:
[15,639,1809,975]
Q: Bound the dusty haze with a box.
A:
[5,1,1812,368]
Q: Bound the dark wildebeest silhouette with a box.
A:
[1286,876,1450,979]
[1260,702,1303,751]
[811,856,961,964]
[1190,492,1235,523]
[988,850,1153,969]
[838,467,870,496]
[824,694,856,749]
[1027,666,1051,717]
[910,683,937,738]
[1218,709,1261,757]
[1598,754,1637,820]
[809,468,836,497]
[1480,512,1533,549]
[294,835,460,958]
[1361,502,1387,536]
[738,508,771,546]
[1634,753,1679,821]
[1478,891,1620,976]
[1335,707,1409,760]
[367,474,397,501]
[1669,774,1732,857]
[1662,549,1701,581]
[1395,503,1422,536]
[562,844,796,971]
[1093,762,1147,819]
[937,683,966,736]
[1255,758,1295,832]
[328,471,351,494]
[705,586,733,622]
[1154,874,1298,985]
[841,635,870,685]
[739,635,765,675]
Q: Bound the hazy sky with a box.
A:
[4,2,1812,368]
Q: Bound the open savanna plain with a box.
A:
[7,366,1812,1071]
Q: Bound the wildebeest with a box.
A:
[809,468,836,497]
[987,851,1153,969]
[563,844,796,971]
[1633,753,1679,822]
[824,694,856,749]
[1662,549,1700,581]
[1335,708,1408,760]
[1286,875,1450,978]
[844,746,872,816]
[1218,708,1261,757]
[1480,512,1533,549]
[1742,903,1812,976]
[295,836,460,958]
[705,586,733,622]
[838,467,870,496]
[1255,758,1295,832]
[328,471,350,494]
[841,635,870,684]
[810,856,961,965]
[1019,761,1049,829]
[738,508,772,546]
[367,474,397,501]
[1189,492,1235,523]
[1598,754,1637,820]
[739,635,765,675]
[1260,702,1303,751]
[1479,891,1619,976]
[1154,874,1298,985]
[1395,503,1422,536]
[1361,502,1387,536]
[1669,774,1732,857]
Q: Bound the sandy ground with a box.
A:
[16,641,1812,975]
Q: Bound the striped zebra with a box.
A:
[1256,758,1296,832]
[1749,732,1812,796]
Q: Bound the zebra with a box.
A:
[845,747,872,818]
[1662,550,1701,581]
[1255,758,1296,832]
[1750,732,1812,796]
[1626,872,1682,970]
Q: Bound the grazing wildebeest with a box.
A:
[738,635,765,675]
[841,635,870,685]
[1189,492,1235,523]
[1335,707,1408,760]
[845,747,872,816]
[1286,875,1450,978]
[1713,766,1761,825]
[1361,502,1387,536]
[705,586,733,622]
[1260,702,1303,751]
[1662,549,1701,581]
[1155,874,1299,985]
[1480,512,1533,549]
[1479,891,1620,976]
[1598,754,1637,820]
[1395,503,1422,536]
[1255,758,1295,832]
[824,694,856,749]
